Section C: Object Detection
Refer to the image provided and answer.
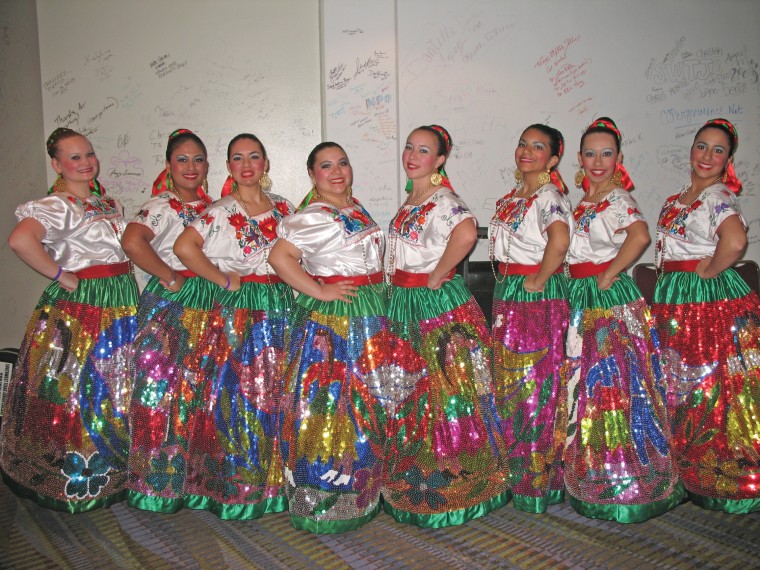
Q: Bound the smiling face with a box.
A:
[514,128,558,176]
[227,138,268,189]
[578,131,620,188]
[51,135,99,186]
[309,146,353,198]
[690,127,731,185]
[167,139,208,194]
[402,129,446,183]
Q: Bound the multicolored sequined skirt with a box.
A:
[565,273,683,522]
[182,281,293,520]
[280,284,389,533]
[0,274,138,512]
[652,268,760,514]
[384,275,509,528]
[127,276,217,513]
[492,273,568,513]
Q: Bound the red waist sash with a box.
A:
[567,260,614,279]
[241,273,284,284]
[309,272,383,286]
[176,269,198,278]
[498,262,562,276]
[663,260,700,273]
[75,261,130,279]
[391,268,456,287]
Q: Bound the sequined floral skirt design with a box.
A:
[127,277,217,513]
[492,274,569,513]
[0,275,138,512]
[565,274,683,523]
[384,275,509,528]
[652,269,760,514]
[182,282,292,520]
[280,285,389,534]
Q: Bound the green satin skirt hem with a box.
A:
[216,281,294,311]
[39,271,139,308]
[296,282,387,317]
[653,267,750,304]
[687,491,760,514]
[143,275,217,310]
[183,493,288,520]
[383,489,511,528]
[2,469,124,513]
[567,272,642,310]
[126,490,184,514]
[511,490,565,514]
[494,273,568,302]
[288,502,381,534]
[568,482,685,523]
[388,274,473,321]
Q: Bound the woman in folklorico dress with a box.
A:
[564,117,683,522]
[652,118,760,514]
[0,128,139,512]
[383,124,509,528]
[269,142,389,533]
[173,133,295,519]
[489,123,572,513]
[123,129,216,513]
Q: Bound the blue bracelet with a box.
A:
[53,266,63,281]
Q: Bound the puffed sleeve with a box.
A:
[269,194,297,219]
[703,186,745,241]
[437,189,477,239]
[610,190,647,230]
[15,195,79,242]
[277,205,343,256]
[189,204,224,245]
[536,185,571,234]
[129,195,167,237]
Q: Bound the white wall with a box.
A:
[0,1,48,349]
[323,0,760,262]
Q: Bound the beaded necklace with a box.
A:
[232,187,285,292]
[654,183,709,280]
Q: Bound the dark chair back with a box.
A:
[733,260,760,294]
[632,263,657,305]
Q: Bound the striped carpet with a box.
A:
[1,480,758,569]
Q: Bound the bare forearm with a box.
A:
[8,221,59,278]
[700,215,747,278]
[122,226,174,282]
[430,220,477,282]
[534,221,569,288]
[269,254,322,298]
[174,230,228,287]
[11,236,59,278]
[605,222,649,278]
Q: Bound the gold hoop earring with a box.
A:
[430,172,443,186]
[202,178,208,195]
[514,170,523,183]
[260,172,272,191]
[612,169,623,187]
[537,168,551,187]
[346,185,353,198]
[53,174,67,193]
[166,171,175,192]
[574,168,585,188]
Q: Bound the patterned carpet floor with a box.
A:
[1,478,758,570]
